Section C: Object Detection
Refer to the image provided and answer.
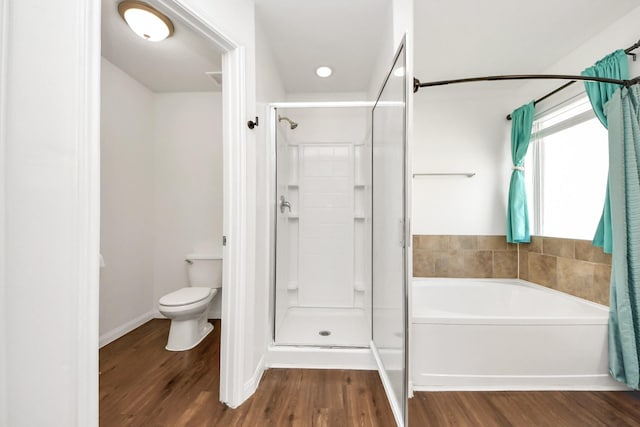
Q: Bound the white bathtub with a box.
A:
[411,278,626,391]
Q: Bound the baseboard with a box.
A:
[243,355,266,399]
[412,373,630,391]
[266,345,376,370]
[99,311,155,348]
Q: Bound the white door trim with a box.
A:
[219,45,249,407]
[75,1,102,424]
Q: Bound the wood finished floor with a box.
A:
[100,319,640,426]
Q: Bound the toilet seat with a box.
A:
[159,287,211,307]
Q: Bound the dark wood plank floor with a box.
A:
[409,390,640,427]
[100,319,640,426]
[99,319,395,426]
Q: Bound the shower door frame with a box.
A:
[267,101,375,348]
[370,37,412,427]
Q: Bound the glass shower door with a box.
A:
[371,41,408,426]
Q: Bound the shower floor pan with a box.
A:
[276,307,370,347]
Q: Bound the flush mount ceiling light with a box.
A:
[315,66,333,78]
[118,1,175,42]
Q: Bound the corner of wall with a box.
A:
[0,0,8,421]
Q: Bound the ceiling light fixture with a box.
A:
[118,1,175,42]
[316,66,333,78]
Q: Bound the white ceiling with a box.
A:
[255,0,391,94]
[257,0,639,96]
[101,0,640,96]
[413,0,640,81]
[101,0,223,93]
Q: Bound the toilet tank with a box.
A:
[186,254,222,288]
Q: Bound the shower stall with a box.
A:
[272,105,373,348]
[268,40,409,426]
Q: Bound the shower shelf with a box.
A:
[287,183,299,188]
[413,172,476,178]
[354,183,366,188]
[287,213,299,219]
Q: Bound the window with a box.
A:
[524,95,609,240]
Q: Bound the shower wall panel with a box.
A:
[298,144,355,306]
[273,106,372,346]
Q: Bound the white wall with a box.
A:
[101,59,223,340]
[0,0,8,422]
[2,0,101,425]
[153,92,223,318]
[412,87,513,235]
[100,58,155,343]
[514,5,640,109]
[411,4,640,237]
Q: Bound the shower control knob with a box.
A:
[279,195,292,214]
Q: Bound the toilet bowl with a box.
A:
[158,254,222,351]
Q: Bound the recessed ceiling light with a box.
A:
[118,1,175,42]
[316,66,333,78]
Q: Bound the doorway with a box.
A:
[98,0,248,409]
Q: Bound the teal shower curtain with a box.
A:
[605,85,640,390]
[582,50,629,253]
[506,101,535,243]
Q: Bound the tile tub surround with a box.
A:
[412,235,611,306]
[413,235,518,279]
[519,236,612,306]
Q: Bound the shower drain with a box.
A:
[318,330,331,336]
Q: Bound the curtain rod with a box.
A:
[503,39,640,120]
[412,39,640,120]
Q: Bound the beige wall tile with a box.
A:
[435,250,464,277]
[413,248,435,277]
[557,257,594,300]
[519,250,528,280]
[493,251,517,278]
[593,263,612,306]
[543,237,575,258]
[528,253,557,287]
[574,240,612,265]
[449,235,477,251]
[477,236,508,250]
[463,250,493,278]
[413,235,608,305]
[416,235,448,251]
[520,236,542,254]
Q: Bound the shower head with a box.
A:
[278,115,298,130]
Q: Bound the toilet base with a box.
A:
[165,317,214,351]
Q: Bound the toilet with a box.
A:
[158,254,222,351]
